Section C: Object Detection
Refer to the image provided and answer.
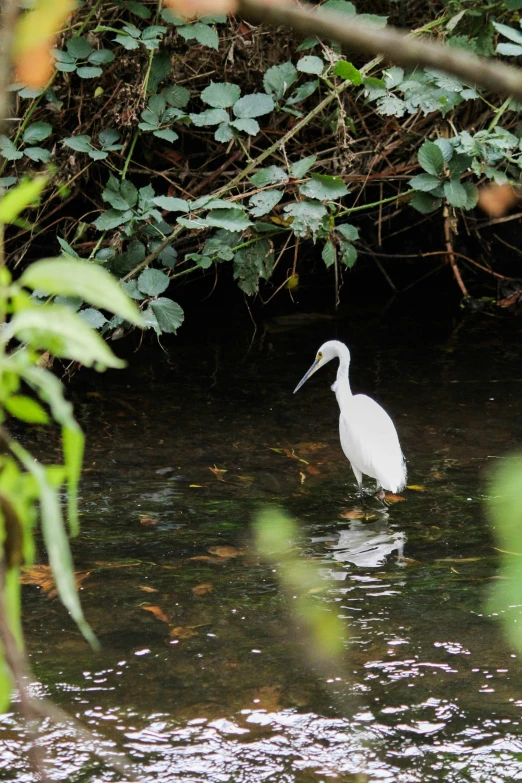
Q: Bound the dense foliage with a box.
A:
[3,0,522,330]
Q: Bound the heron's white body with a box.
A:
[294,340,406,495]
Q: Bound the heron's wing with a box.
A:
[339,394,406,489]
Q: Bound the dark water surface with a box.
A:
[3,301,522,782]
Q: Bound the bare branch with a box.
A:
[237,0,522,101]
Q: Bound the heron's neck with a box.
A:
[332,351,352,408]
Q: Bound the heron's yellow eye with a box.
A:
[317,352,322,360]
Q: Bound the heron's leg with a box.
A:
[351,466,364,504]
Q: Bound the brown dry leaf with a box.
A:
[209,466,227,481]
[21,565,91,598]
[142,605,170,623]
[435,557,481,563]
[283,448,308,464]
[188,555,225,564]
[192,583,213,596]
[208,546,244,558]
[139,585,159,593]
[406,484,426,491]
[295,442,327,454]
[478,183,519,217]
[163,0,237,19]
[139,516,158,527]
[169,625,200,639]
[339,509,366,519]
[305,464,321,475]
[499,291,522,308]
[14,0,76,87]
[86,392,104,400]
[384,493,405,503]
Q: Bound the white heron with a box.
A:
[294,340,407,502]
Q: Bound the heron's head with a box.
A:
[293,340,349,393]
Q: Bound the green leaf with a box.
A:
[127,1,152,18]
[120,179,139,208]
[410,191,442,214]
[443,179,468,208]
[250,166,289,187]
[24,147,51,163]
[408,173,440,191]
[4,394,49,424]
[0,175,47,223]
[57,237,80,258]
[248,189,283,218]
[149,297,184,333]
[299,174,349,201]
[201,81,241,108]
[11,440,98,648]
[153,129,179,143]
[152,196,188,212]
[377,94,406,117]
[433,138,453,162]
[283,201,328,239]
[233,239,273,295]
[97,209,134,231]
[22,122,52,145]
[163,84,190,108]
[20,258,143,326]
[333,60,362,85]
[66,36,92,58]
[63,135,93,153]
[230,118,259,135]
[418,140,445,175]
[383,66,404,90]
[178,22,218,49]
[137,268,170,296]
[493,21,522,45]
[99,128,120,148]
[447,154,472,177]
[320,0,356,14]
[22,365,84,534]
[206,208,252,230]
[0,136,23,161]
[285,80,319,106]
[79,307,108,328]
[336,223,359,241]
[213,122,232,142]
[233,93,275,119]
[102,189,130,211]
[88,48,115,64]
[297,56,324,75]
[462,181,479,209]
[322,238,336,268]
[76,66,102,78]
[201,198,246,210]
[6,306,125,368]
[339,240,357,267]
[177,216,211,230]
[290,155,317,179]
[263,61,298,99]
[497,42,522,55]
[190,108,229,126]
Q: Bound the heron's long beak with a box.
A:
[294,358,320,394]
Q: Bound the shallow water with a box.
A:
[4,305,522,782]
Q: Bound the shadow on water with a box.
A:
[4,295,522,782]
